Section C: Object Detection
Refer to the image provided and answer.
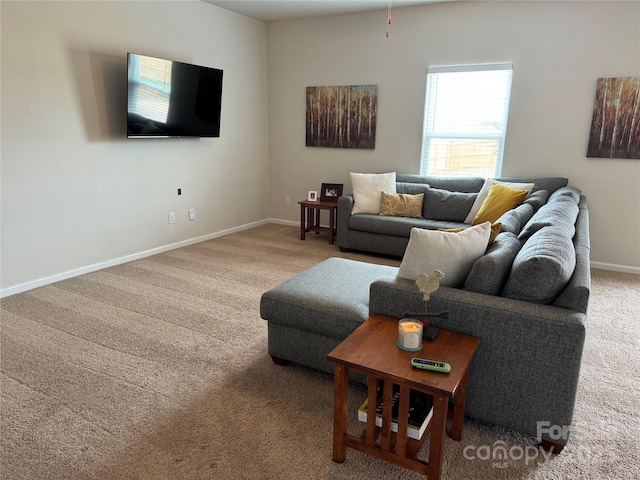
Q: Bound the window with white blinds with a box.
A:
[420,63,513,177]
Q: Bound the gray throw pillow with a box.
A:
[497,203,534,235]
[548,186,582,203]
[397,182,430,196]
[464,232,522,295]
[519,196,579,240]
[423,187,478,222]
[523,189,549,211]
[503,226,576,304]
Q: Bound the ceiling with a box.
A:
[203,1,451,23]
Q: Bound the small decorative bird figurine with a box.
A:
[415,270,445,302]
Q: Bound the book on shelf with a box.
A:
[357,384,433,440]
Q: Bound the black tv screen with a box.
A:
[127,53,223,138]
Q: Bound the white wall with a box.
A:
[1,1,269,294]
[267,1,640,271]
[2,1,639,296]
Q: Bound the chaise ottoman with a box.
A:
[260,257,398,375]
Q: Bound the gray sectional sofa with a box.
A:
[260,173,590,452]
[337,173,570,257]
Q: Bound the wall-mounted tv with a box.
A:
[127,53,223,138]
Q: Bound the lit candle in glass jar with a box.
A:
[397,318,423,351]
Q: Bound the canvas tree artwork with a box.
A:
[587,77,640,159]
[306,85,378,149]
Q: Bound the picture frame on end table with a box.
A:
[320,183,343,202]
[308,191,318,202]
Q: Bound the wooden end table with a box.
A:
[327,314,479,480]
[298,200,338,244]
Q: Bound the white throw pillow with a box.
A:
[464,179,535,224]
[397,222,492,287]
[351,172,397,214]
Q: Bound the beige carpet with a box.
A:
[1,224,639,479]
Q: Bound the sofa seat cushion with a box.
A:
[260,258,398,340]
[503,226,576,304]
[464,232,523,295]
[349,214,467,237]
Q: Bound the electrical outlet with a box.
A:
[188,208,196,221]
[168,212,176,224]
[285,196,291,206]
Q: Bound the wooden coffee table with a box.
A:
[327,314,479,480]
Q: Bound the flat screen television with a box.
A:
[127,53,223,138]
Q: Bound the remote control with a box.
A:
[411,358,451,373]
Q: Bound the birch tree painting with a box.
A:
[306,85,377,149]
[587,77,640,159]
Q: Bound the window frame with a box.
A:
[420,63,513,178]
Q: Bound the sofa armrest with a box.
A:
[553,197,590,313]
[336,195,354,249]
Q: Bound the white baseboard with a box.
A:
[268,218,298,227]
[0,219,270,298]
[3,220,637,298]
[590,261,640,275]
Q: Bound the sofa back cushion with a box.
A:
[395,174,568,196]
[503,226,576,304]
[396,174,485,193]
[464,232,522,295]
[496,176,568,195]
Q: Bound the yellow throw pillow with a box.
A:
[473,184,529,225]
[379,191,424,218]
[439,222,502,244]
